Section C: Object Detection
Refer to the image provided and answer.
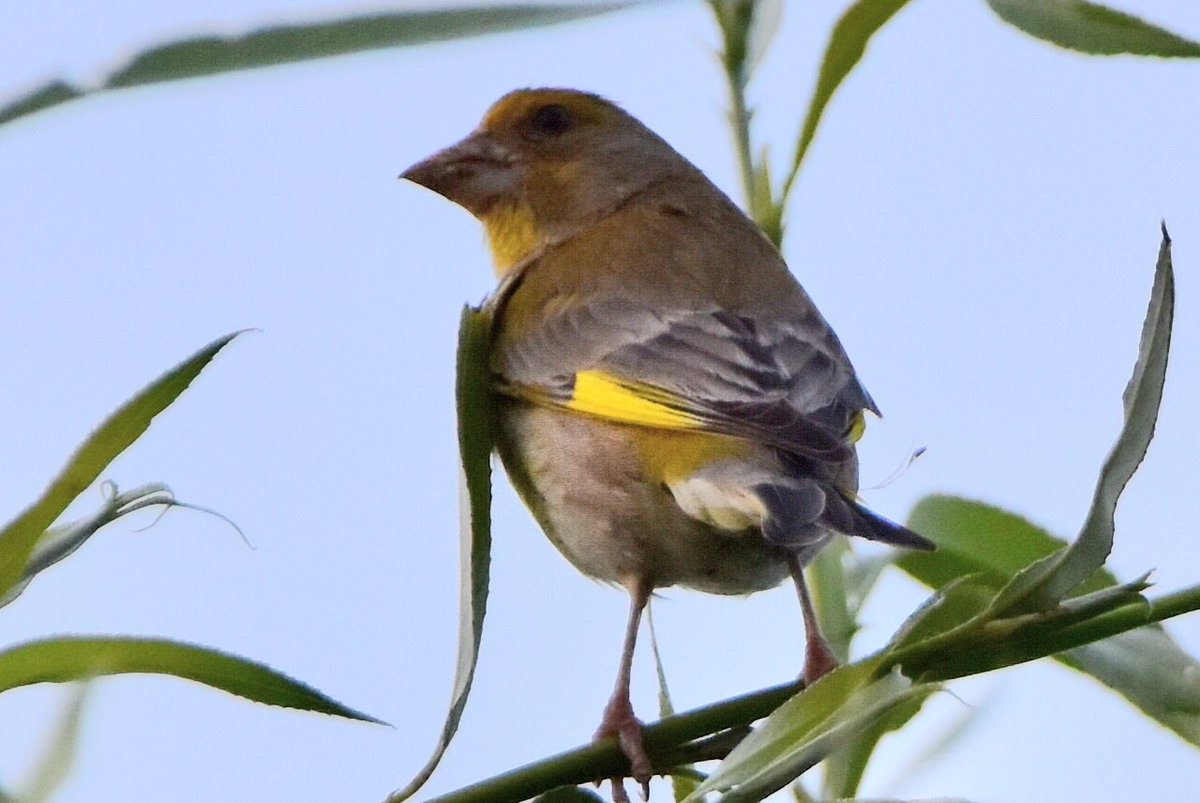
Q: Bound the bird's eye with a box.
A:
[530,104,573,137]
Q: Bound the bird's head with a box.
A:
[402,88,683,272]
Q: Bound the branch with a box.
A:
[424,682,801,802]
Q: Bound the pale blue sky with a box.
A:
[2,2,1199,801]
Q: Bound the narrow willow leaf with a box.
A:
[1054,574,1151,622]
[646,603,700,802]
[390,305,496,802]
[1063,625,1200,746]
[1047,227,1174,593]
[0,484,184,610]
[0,333,241,600]
[744,0,784,77]
[986,0,1200,57]
[0,4,636,129]
[992,228,1173,614]
[888,575,1152,681]
[750,147,778,242]
[0,637,380,722]
[909,603,1153,681]
[843,550,892,621]
[690,664,936,803]
[882,695,992,794]
[686,664,877,801]
[811,540,855,661]
[647,602,676,719]
[0,81,83,127]
[899,495,1115,595]
[781,0,911,199]
[886,576,996,654]
[709,0,784,81]
[819,687,927,800]
[18,684,89,803]
[790,782,818,802]
[898,578,1184,682]
[890,227,1193,750]
[896,504,1200,738]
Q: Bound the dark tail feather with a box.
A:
[832,490,935,551]
[755,480,935,553]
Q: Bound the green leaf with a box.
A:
[887,576,996,654]
[750,147,778,240]
[0,483,199,610]
[883,694,992,794]
[1062,624,1200,746]
[898,495,1117,595]
[889,231,1194,756]
[986,0,1200,57]
[895,519,1200,734]
[905,603,1148,681]
[819,686,927,799]
[810,539,855,662]
[0,637,380,722]
[647,602,676,720]
[790,783,818,803]
[0,81,84,127]
[646,603,702,802]
[744,0,784,78]
[390,305,497,803]
[892,572,1156,682]
[17,684,90,803]
[709,0,784,81]
[843,550,892,620]
[780,0,912,202]
[0,3,636,128]
[687,663,936,802]
[900,238,1175,618]
[0,333,241,600]
[992,226,1174,615]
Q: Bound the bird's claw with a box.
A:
[596,697,652,801]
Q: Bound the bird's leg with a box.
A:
[787,553,839,684]
[595,577,653,801]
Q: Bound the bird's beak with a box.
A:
[400,131,519,217]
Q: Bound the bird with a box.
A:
[401,88,932,800]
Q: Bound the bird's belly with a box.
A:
[495,402,790,595]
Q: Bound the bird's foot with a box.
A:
[595,693,652,801]
[802,632,840,685]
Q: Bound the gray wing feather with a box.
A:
[495,288,876,457]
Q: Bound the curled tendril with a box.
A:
[104,482,253,548]
[865,445,927,491]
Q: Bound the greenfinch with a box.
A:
[402,88,931,799]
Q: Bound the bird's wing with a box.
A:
[493,291,876,461]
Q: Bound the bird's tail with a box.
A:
[833,490,934,552]
[756,480,935,553]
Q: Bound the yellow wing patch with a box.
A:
[565,370,703,430]
[506,370,751,484]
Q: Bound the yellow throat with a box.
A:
[483,200,540,275]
